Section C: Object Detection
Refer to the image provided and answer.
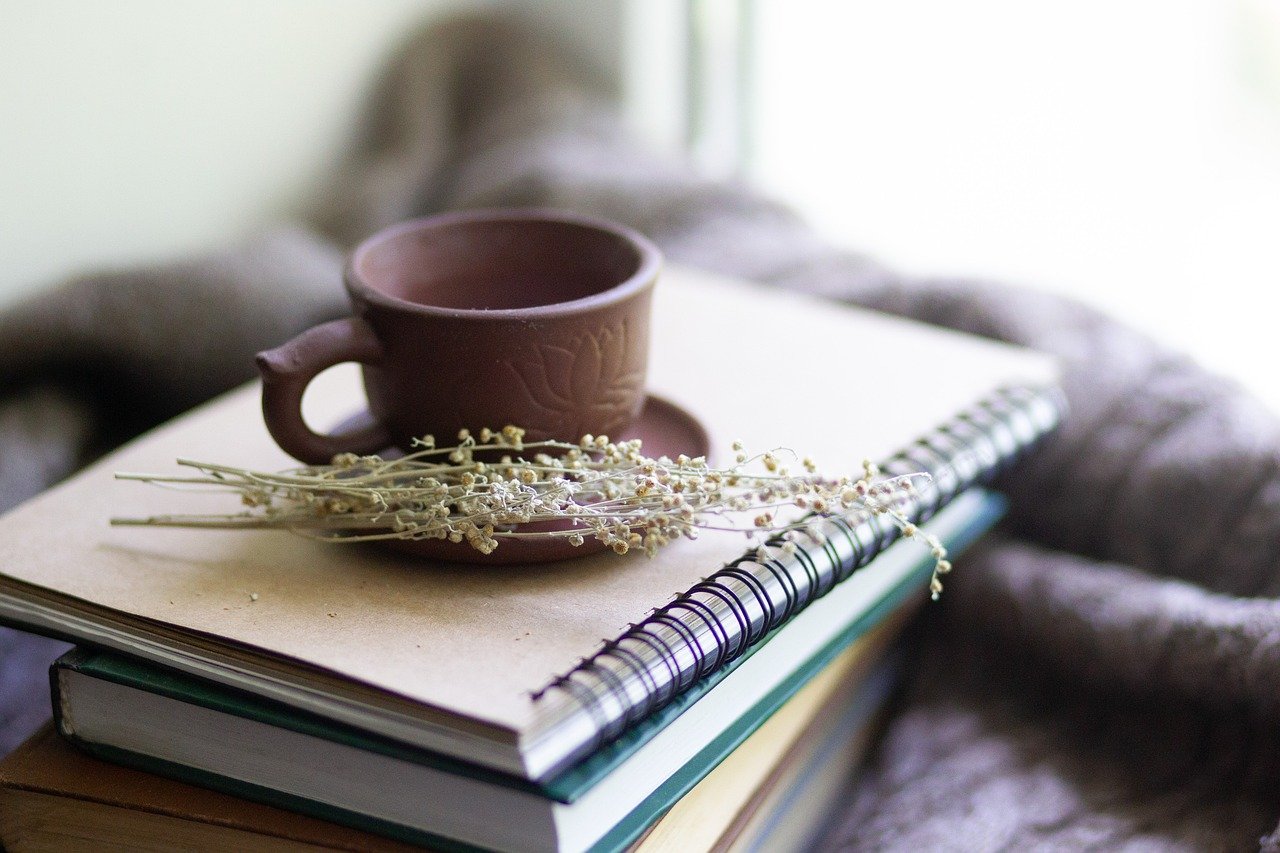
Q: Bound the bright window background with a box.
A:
[6,1,1277,413]
[745,0,1280,413]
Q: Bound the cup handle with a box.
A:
[256,317,394,464]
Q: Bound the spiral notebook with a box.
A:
[0,266,1060,788]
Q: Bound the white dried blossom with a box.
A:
[114,428,951,596]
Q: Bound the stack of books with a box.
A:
[0,269,1059,852]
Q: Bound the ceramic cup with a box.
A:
[257,209,662,464]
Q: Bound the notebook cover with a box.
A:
[0,266,1058,773]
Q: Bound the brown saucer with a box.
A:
[325,395,710,565]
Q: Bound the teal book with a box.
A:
[52,490,1004,853]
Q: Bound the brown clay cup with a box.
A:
[256,209,662,465]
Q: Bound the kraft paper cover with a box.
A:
[0,268,1057,734]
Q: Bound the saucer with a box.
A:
[325,395,710,565]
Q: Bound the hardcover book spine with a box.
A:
[529,384,1063,776]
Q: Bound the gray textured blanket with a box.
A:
[3,16,1279,850]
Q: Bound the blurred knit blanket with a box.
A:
[4,15,1280,851]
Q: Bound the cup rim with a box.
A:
[345,208,662,319]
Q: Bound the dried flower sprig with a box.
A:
[112,426,952,596]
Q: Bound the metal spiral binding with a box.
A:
[528,384,1064,775]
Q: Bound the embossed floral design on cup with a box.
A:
[257,209,661,465]
[507,321,646,442]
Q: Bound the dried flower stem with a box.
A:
[113,427,952,596]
